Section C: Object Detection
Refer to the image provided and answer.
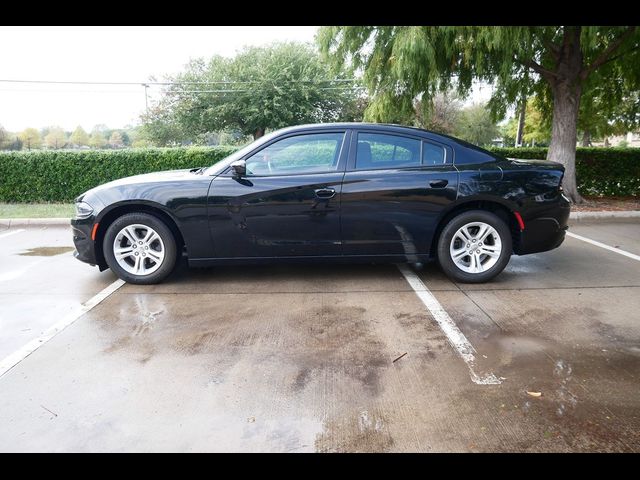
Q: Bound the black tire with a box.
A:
[436,210,512,283]
[103,212,177,285]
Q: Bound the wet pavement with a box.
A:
[0,221,638,452]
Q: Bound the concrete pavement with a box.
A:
[0,221,638,451]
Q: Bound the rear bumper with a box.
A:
[71,218,98,266]
[515,195,571,255]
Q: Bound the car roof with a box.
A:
[273,122,454,143]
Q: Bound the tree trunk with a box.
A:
[547,82,582,203]
[545,26,584,204]
[253,127,265,140]
[581,130,591,147]
[515,98,526,147]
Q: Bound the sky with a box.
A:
[0,26,319,132]
[0,26,493,133]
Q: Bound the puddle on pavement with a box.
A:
[18,246,74,257]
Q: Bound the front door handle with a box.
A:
[429,179,449,188]
[314,188,336,199]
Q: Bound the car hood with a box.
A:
[76,169,198,203]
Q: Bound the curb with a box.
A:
[0,218,71,229]
[1,211,639,229]
[569,210,640,222]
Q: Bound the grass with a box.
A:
[0,203,74,218]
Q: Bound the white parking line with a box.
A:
[566,231,640,262]
[397,264,501,385]
[0,278,125,378]
[0,229,25,240]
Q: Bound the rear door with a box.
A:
[340,130,458,258]
[207,130,348,258]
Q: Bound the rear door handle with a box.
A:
[429,179,449,188]
[314,188,336,199]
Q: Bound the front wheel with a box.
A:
[103,212,177,284]
[437,210,512,283]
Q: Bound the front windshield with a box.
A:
[204,130,283,176]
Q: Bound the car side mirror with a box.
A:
[231,160,246,178]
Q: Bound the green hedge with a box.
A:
[0,145,638,202]
[0,147,237,202]
[490,147,640,196]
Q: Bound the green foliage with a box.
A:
[0,125,8,149]
[454,103,500,146]
[319,26,640,201]
[108,131,124,148]
[19,128,42,150]
[142,42,362,145]
[70,126,90,146]
[502,98,552,146]
[44,127,67,149]
[0,147,237,202]
[319,26,640,124]
[89,130,106,148]
[490,147,640,196]
[414,91,462,135]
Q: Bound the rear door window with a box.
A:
[355,133,421,170]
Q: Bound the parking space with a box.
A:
[0,221,638,451]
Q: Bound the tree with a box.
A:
[70,126,90,146]
[44,127,67,149]
[454,103,500,146]
[577,73,640,146]
[143,42,361,144]
[19,128,42,150]
[318,26,640,203]
[0,125,8,149]
[108,131,124,148]
[503,98,551,146]
[414,91,462,135]
[89,129,106,148]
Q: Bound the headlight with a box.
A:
[75,201,94,219]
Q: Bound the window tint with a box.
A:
[355,133,420,170]
[245,132,344,176]
[422,141,446,166]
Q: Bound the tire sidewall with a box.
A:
[103,212,177,284]
[437,210,512,283]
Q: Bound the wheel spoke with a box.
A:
[469,253,478,272]
[453,232,467,244]
[143,229,158,244]
[114,247,134,259]
[451,248,468,261]
[147,250,163,262]
[481,245,500,257]
[459,226,472,241]
[132,255,142,273]
[475,224,489,241]
[121,227,138,245]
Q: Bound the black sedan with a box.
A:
[71,123,570,284]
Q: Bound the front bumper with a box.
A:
[71,217,98,266]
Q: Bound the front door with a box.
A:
[208,131,348,258]
[340,131,458,258]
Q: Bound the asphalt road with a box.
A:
[0,220,638,452]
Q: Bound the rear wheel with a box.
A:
[103,212,177,284]
[437,210,512,283]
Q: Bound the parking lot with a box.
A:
[0,220,639,452]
